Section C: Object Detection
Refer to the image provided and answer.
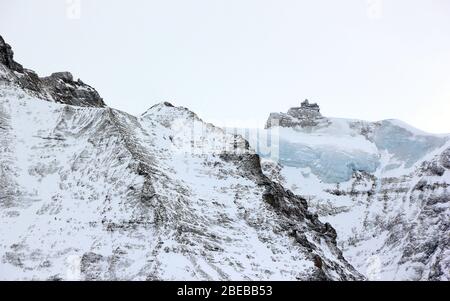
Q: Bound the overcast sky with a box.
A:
[1,0,449,133]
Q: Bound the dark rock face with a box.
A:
[0,36,23,72]
[40,72,105,107]
[266,99,325,128]
[80,252,106,280]
[50,72,74,82]
[441,148,450,169]
[0,35,105,108]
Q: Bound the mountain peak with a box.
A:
[142,101,204,128]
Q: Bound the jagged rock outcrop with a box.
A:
[0,35,362,280]
[0,35,104,107]
[39,72,104,107]
[0,36,23,72]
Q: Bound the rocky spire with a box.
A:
[0,35,105,108]
[0,35,23,72]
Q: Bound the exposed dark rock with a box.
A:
[313,254,323,269]
[0,36,23,72]
[324,222,338,240]
[16,69,42,92]
[421,161,446,176]
[81,252,104,267]
[220,152,264,179]
[326,188,347,196]
[414,180,428,191]
[291,230,316,251]
[39,72,105,107]
[262,181,308,219]
[80,252,105,280]
[441,148,450,169]
[50,72,74,82]
[3,251,23,267]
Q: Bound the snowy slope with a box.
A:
[249,102,450,280]
[0,89,362,280]
[0,36,362,280]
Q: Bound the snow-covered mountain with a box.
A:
[247,100,449,280]
[0,36,363,280]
